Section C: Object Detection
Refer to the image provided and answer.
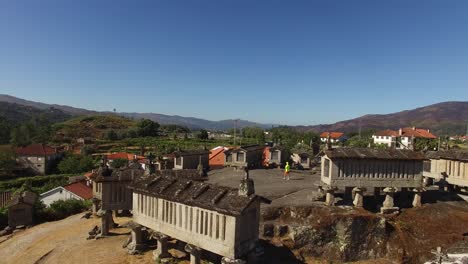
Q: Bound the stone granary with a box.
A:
[167,150,210,170]
[266,146,286,168]
[92,161,144,236]
[224,145,265,169]
[320,148,426,213]
[127,171,270,263]
[7,191,38,227]
[423,150,468,191]
[291,152,312,169]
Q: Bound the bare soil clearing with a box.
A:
[0,214,153,264]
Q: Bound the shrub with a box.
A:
[34,199,91,223]
[0,207,7,229]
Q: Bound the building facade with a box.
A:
[423,150,468,189]
[320,132,346,143]
[40,180,92,206]
[128,173,270,262]
[372,127,437,149]
[224,145,264,169]
[168,150,210,170]
[15,144,61,175]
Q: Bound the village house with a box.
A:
[320,148,426,213]
[372,127,437,149]
[15,144,61,175]
[127,170,270,263]
[320,132,346,144]
[423,150,468,191]
[40,180,93,206]
[7,191,38,227]
[167,149,210,170]
[224,145,265,169]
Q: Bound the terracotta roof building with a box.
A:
[15,144,61,175]
[372,127,437,149]
[40,180,93,206]
[320,132,347,143]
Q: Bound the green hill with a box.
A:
[53,115,137,140]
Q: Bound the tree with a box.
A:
[104,129,118,141]
[58,155,95,174]
[242,127,265,143]
[110,158,128,169]
[197,129,209,140]
[0,149,16,177]
[0,117,12,144]
[137,119,160,137]
[80,145,96,156]
[10,123,34,147]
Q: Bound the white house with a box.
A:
[320,132,346,143]
[372,127,437,149]
[40,181,93,206]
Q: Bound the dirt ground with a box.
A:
[0,214,154,264]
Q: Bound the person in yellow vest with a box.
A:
[283,162,291,180]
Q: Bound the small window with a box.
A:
[237,152,245,162]
[175,157,182,166]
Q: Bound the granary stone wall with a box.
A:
[176,154,208,170]
[424,158,468,186]
[101,181,133,210]
[132,192,239,258]
[321,155,423,188]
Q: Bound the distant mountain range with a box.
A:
[296,101,468,135]
[0,94,274,130]
[1,94,467,135]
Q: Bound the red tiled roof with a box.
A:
[64,181,93,200]
[401,128,437,139]
[374,129,399,137]
[107,152,145,160]
[84,172,94,179]
[320,132,344,139]
[16,144,56,156]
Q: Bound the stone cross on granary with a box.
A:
[239,167,255,196]
[430,247,448,264]
[197,156,204,177]
[146,152,156,175]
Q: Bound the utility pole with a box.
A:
[358,120,362,139]
[234,119,239,146]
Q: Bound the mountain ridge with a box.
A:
[1,94,467,134]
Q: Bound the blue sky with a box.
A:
[1,0,467,125]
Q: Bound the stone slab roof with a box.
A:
[324,148,426,160]
[228,145,264,153]
[7,191,38,207]
[129,174,270,216]
[426,150,468,161]
[170,149,211,157]
[94,162,144,182]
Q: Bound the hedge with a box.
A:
[0,174,74,192]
